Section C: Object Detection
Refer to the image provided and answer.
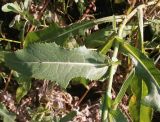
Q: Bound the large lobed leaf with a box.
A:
[118,38,160,111]
[5,43,109,88]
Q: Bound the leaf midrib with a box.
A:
[16,61,107,66]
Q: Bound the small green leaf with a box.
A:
[84,27,113,48]
[0,103,16,122]
[0,51,5,63]
[24,0,31,10]
[60,111,77,122]
[16,75,31,103]
[2,2,22,13]
[5,43,109,88]
[71,77,90,88]
[16,87,27,102]
[99,35,115,55]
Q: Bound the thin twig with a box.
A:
[118,0,157,37]
[0,38,21,43]
[148,0,160,15]
[75,81,96,106]
[154,54,160,64]
[4,70,13,92]
[80,0,96,20]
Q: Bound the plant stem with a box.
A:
[101,38,120,122]
[0,38,21,43]
[101,2,150,121]
[94,15,124,24]
[4,70,13,92]
[108,43,119,96]
[101,1,157,121]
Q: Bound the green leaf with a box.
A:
[24,21,95,47]
[24,16,123,47]
[2,2,22,13]
[102,101,128,122]
[5,43,109,88]
[84,27,113,48]
[16,75,31,103]
[109,108,128,122]
[60,111,77,122]
[129,71,153,122]
[139,81,153,122]
[24,0,31,10]
[71,77,90,88]
[119,39,160,111]
[0,51,5,63]
[112,69,135,108]
[0,103,16,122]
[99,35,115,55]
